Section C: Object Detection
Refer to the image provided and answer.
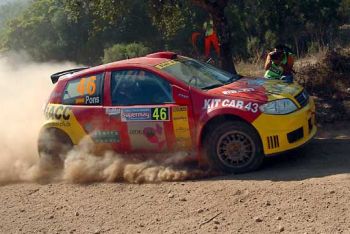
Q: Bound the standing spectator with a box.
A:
[203,15,220,59]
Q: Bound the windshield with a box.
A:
[156,56,239,90]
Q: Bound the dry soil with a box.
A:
[0,122,349,234]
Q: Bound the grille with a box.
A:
[294,89,309,108]
[287,127,304,143]
[267,135,280,149]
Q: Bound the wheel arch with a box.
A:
[38,127,73,152]
[39,125,72,139]
[198,114,263,150]
[40,121,79,144]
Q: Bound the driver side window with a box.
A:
[111,70,173,106]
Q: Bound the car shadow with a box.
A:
[213,136,350,182]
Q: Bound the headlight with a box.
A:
[259,99,297,115]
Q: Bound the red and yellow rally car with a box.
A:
[39,52,316,173]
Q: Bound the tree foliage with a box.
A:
[0,0,349,68]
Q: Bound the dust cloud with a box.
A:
[0,52,209,185]
[0,52,76,184]
[62,141,207,184]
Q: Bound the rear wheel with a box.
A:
[204,121,264,173]
[38,128,73,169]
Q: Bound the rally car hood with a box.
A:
[207,77,303,102]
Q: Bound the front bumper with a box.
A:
[252,98,317,155]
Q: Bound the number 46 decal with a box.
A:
[77,76,97,95]
[151,107,169,121]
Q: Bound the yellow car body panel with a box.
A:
[42,104,90,145]
[252,97,317,155]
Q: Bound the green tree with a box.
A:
[3,0,93,62]
[150,0,237,73]
[0,0,30,51]
[0,0,30,30]
[64,0,162,62]
[2,0,348,65]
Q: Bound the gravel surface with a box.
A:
[0,123,349,234]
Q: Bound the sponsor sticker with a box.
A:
[222,88,255,95]
[45,105,71,121]
[121,108,152,121]
[247,79,266,86]
[75,96,100,105]
[203,99,259,113]
[47,122,71,127]
[91,131,120,143]
[172,106,191,148]
[127,122,166,150]
[264,83,301,95]
[121,108,169,122]
[44,105,72,127]
[106,108,121,116]
[75,97,85,104]
[177,93,189,99]
[155,60,179,69]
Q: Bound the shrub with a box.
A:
[246,37,260,57]
[102,42,151,63]
[264,30,278,50]
[307,41,321,54]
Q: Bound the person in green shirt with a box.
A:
[264,45,294,83]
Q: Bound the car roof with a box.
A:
[60,52,176,81]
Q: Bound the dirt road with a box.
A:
[0,123,349,234]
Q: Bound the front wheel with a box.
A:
[204,121,264,173]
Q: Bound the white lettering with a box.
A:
[222,88,255,95]
[222,99,230,107]
[203,99,260,113]
[229,100,236,107]
[251,103,259,113]
[214,99,221,108]
[245,102,252,111]
[203,99,211,109]
[236,101,244,109]
[85,96,100,104]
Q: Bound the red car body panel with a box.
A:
[42,52,316,162]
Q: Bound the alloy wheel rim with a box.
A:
[216,130,255,168]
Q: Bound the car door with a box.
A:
[105,69,194,154]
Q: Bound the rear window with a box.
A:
[62,73,104,105]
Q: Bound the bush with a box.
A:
[295,48,350,122]
[264,30,278,50]
[307,41,321,54]
[102,43,151,63]
[246,37,260,58]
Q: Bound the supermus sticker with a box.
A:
[121,108,170,122]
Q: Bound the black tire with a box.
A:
[204,121,264,173]
[38,128,73,169]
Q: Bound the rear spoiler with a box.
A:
[50,67,89,84]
